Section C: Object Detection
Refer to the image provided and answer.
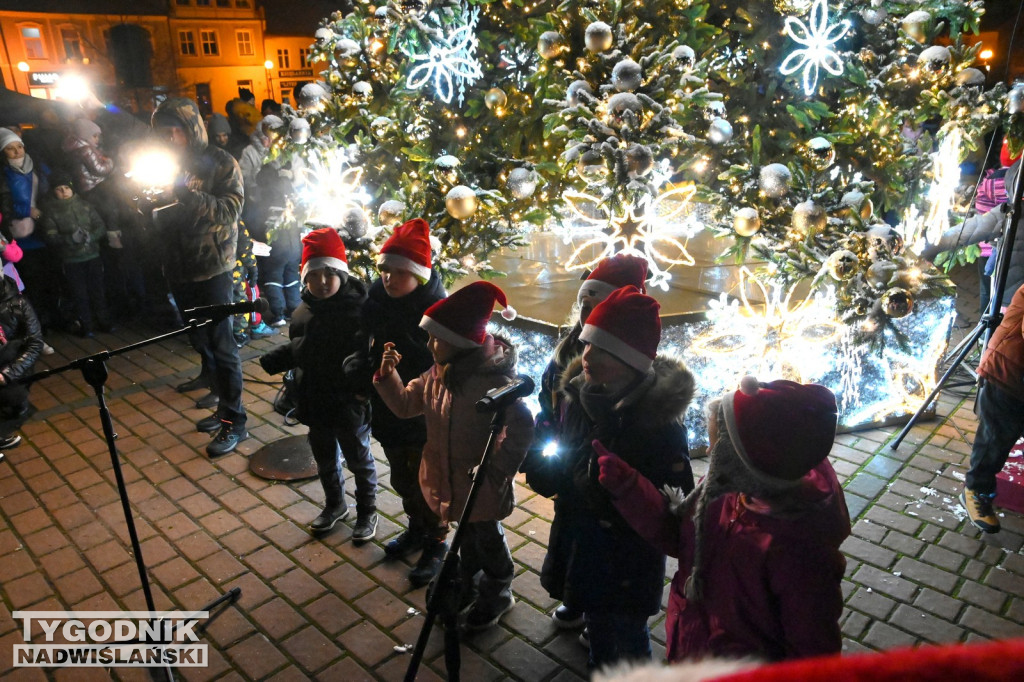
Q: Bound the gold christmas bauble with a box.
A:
[538,31,566,59]
[840,190,873,221]
[881,287,914,319]
[576,150,608,184]
[805,137,835,171]
[433,155,461,186]
[378,200,406,226]
[826,249,859,281]
[733,207,761,237]
[866,260,897,288]
[901,11,932,43]
[585,22,613,53]
[484,87,508,110]
[445,185,478,220]
[792,200,826,236]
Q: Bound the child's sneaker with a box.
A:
[409,539,446,587]
[353,511,378,543]
[463,594,515,632]
[960,488,1000,533]
[384,529,425,559]
[271,318,288,327]
[551,604,585,629]
[250,321,275,338]
[0,434,22,449]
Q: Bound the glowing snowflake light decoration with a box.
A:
[297,148,373,229]
[402,6,483,105]
[779,0,851,96]
[558,183,699,289]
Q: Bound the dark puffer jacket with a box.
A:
[259,274,370,428]
[523,355,696,617]
[0,275,43,382]
[360,271,446,447]
[40,194,106,263]
[150,97,243,283]
[61,135,113,194]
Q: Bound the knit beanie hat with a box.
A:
[579,285,661,373]
[420,280,516,348]
[0,128,22,151]
[206,113,231,138]
[378,218,432,283]
[578,253,648,305]
[49,168,74,191]
[300,228,348,283]
[71,118,101,142]
[673,376,838,602]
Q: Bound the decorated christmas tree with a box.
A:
[269,0,1016,429]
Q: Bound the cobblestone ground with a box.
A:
[1,268,1022,681]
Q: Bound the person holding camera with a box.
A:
[39,170,111,338]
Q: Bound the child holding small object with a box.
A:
[373,281,533,631]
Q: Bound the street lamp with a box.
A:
[264,59,274,101]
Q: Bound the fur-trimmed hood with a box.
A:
[559,353,695,428]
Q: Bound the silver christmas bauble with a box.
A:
[707,117,733,145]
[298,82,329,109]
[378,200,406,226]
[733,207,761,237]
[289,118,310,144]
[340,206,369,239]
[370,116,392,140]
[314,27,333,44]
[399,0,428,19]
[576,150,608,184]
[919,45,951,73]
[433,155,461,185]
[1008,86,1024,115]
[865,260,896,288]
[867,224,905,257]
[955,68,986,87]
[538,31,566,60]
[672,45,696,68]
[826,250,860,281]
[902,11,931,43]
[352,81,373,102]
[585,22,613,53]
[374,6,393,27]
[881,287,914,319]
[607,92,642,123]
[484,87,508,110]
[792,200,826,236]
[704,99,727,122]
[566,80,594,108]
[333,38,361,67]
[841,190,873,220]
[506,167,538,200]
[624,145,654,177]
[861,8,887,25]
[806,136,835,170]
[445,185,478,220]
[612,59,643,92]
[759,163,792,198]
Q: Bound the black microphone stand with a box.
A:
[403,404,512,682]
[24,319,242,680]
[891,158,1024,450]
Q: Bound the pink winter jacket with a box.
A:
[609,459,850,663]
[374,334,534,524]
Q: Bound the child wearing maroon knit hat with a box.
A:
[360,218,449,587]
[525,285,695,670]
[260,228,378,541]
[373,280,534,631]
[598,375,850,663]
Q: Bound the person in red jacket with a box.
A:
[960,284,1024,533]
[597,376,850,663]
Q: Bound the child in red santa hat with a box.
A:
[373,280,533,631]
[525,285,695,670]
[361,217,449,587]
[598,376,850,664]
[259,228,378,540]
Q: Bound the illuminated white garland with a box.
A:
[903,128,963,252]
[403,6,483,106]
[779,0,851,96]
[558,183,699,289]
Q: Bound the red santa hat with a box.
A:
[578,253,648,305]
[377,217,432,283]
[300,228,348,283]
[579,285,661,373]
[723,376,838,485]
[420,281,516,348]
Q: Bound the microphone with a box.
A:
[476,375,535,412]
[184,298,271,321]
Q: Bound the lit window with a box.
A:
[200,30,219,56]
[236,30,253,56]
[299,48,311,69]
[61,28,83,62]
[20,26,45,60]
[179,31,196,56]
[277,48,290,69]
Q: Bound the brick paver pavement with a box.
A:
[1,269,1022,680]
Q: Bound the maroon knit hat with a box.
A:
[579,285,660,372]
[378,218,432,283]
[420,281,516,348]
[723,376,838,483]
[301,228,348,283]
[578,253,648,305]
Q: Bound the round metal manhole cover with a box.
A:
[249,435,318,480]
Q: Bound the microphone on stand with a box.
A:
[184,298,271,322]
[476,375,536,412]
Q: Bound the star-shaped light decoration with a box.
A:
[779,0,851,96]
[297,147,373,229]
[558,183,699,289]
[402,5,483,105]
